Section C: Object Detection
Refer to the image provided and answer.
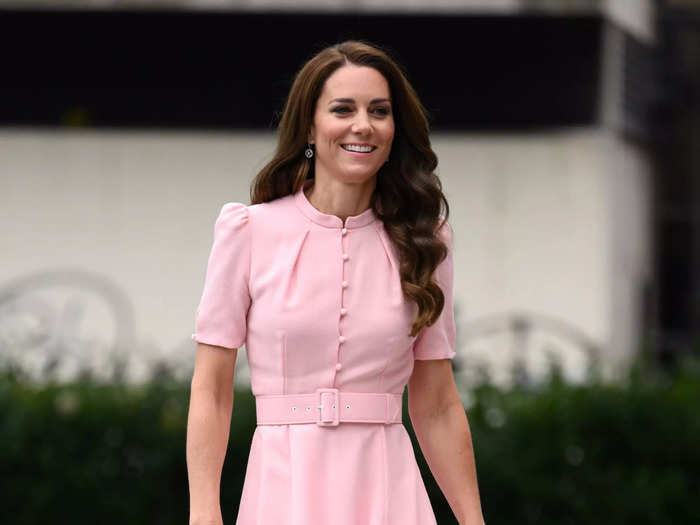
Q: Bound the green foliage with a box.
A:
[409,352,700,525]
[1,353,699,524]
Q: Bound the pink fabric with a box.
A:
[193,179,456,525]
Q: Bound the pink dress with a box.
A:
[192,178,456,525]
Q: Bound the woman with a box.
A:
[186,40,486,525]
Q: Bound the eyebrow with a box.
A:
[328,98,392,105]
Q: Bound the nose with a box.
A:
[351,110,372,135]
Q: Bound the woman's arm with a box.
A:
[408,358,486,525]
[186,342,238,525]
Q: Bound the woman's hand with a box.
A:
[187,344,237,525]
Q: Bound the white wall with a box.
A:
[435,129,652,387]
[0,128,652,387]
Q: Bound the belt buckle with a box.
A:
[316,387,340,427]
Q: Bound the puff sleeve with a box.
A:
[192,202,251,350]
[412,219,457,360]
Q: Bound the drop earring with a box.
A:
[304,144,314,159]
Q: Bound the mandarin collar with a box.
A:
[294,179,377,229]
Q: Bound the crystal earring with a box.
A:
[304,144,314,159]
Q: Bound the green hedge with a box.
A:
[1,354,698,525]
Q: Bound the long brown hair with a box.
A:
[250,40,451,337]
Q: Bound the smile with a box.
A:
[341,144,376,153]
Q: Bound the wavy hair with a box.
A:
[250,40,451,337]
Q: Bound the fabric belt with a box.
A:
[255,387,403,427]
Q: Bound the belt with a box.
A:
[255,387,403,427]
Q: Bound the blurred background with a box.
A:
[1,0,699,524]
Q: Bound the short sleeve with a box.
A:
[412,219,457,360]
[191,202,251,350]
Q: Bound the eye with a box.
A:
[373,106,391,116]
[331,106,352,114]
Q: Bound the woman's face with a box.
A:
[309,64,395,185]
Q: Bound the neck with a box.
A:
[304,177,376,224]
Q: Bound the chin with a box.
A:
[339,170,380,184]
[341,162,383,177]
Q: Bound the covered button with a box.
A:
[341,228,348,235]
[338,335,346,344]
[342,253,349,261]
[341,281,348,288]
[335,363,342,370]
[340,308,348,316]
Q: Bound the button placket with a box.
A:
[336,226,350,374]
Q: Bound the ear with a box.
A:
[307,124,315,145]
